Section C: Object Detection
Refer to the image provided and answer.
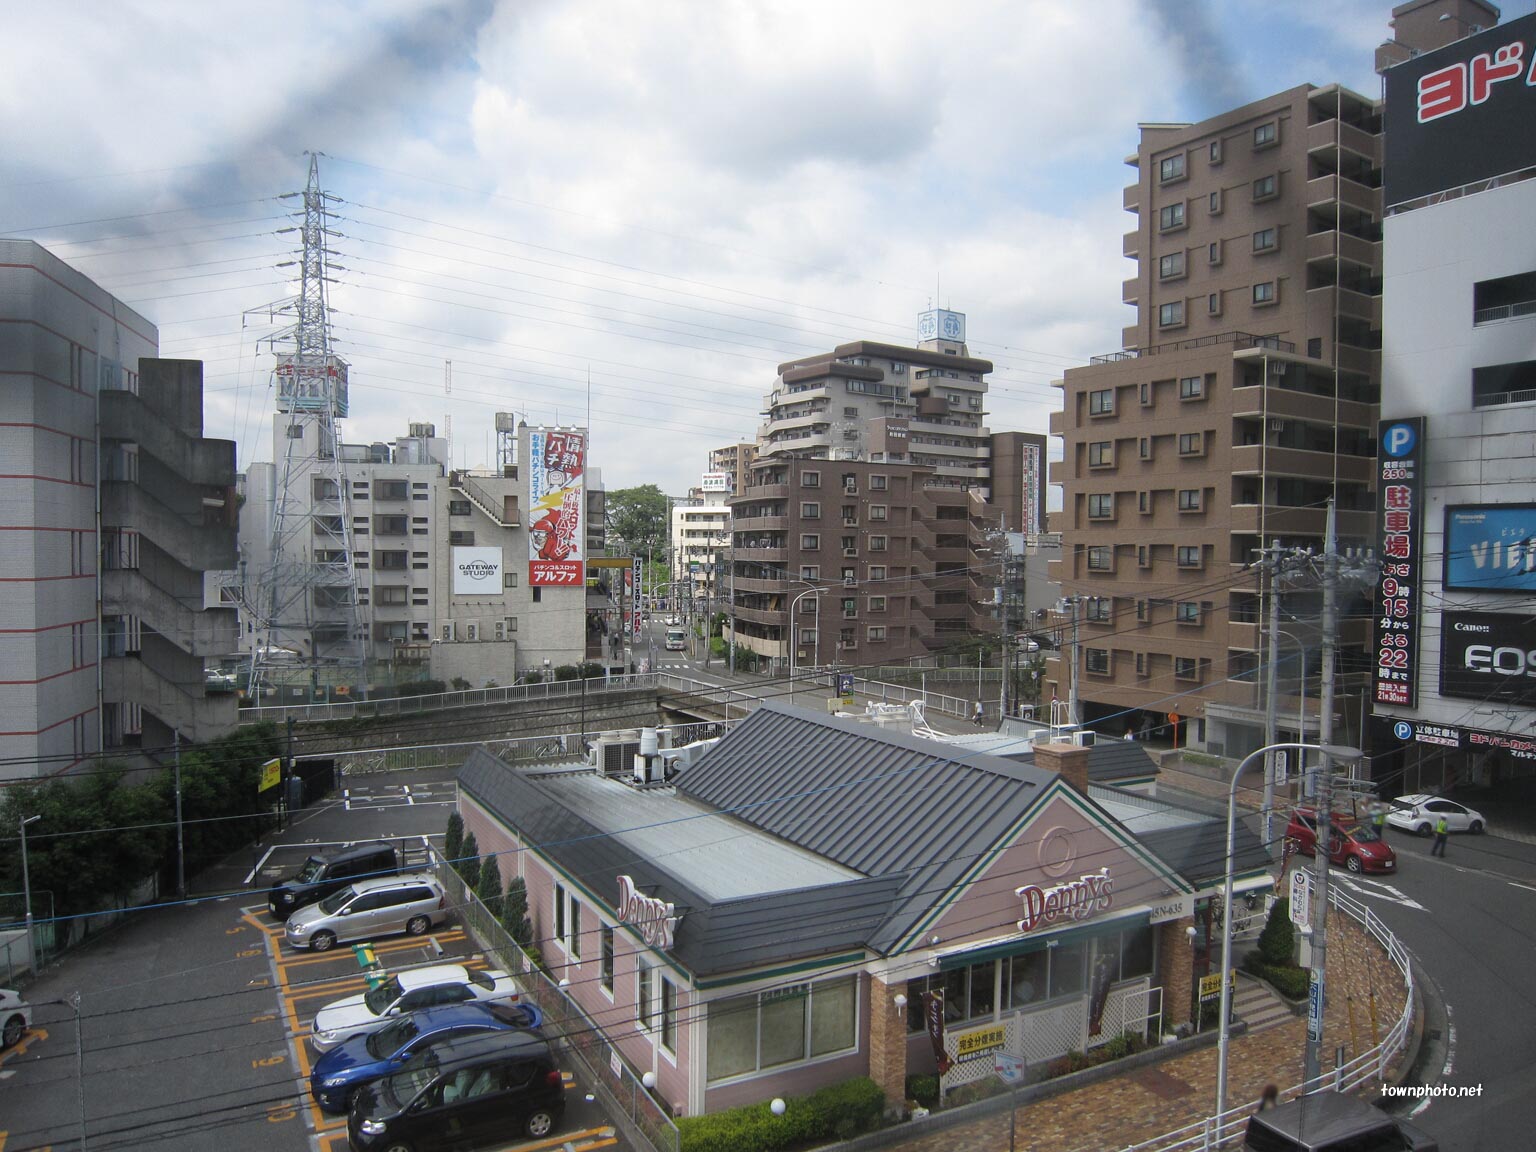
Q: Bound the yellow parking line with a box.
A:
[273,931,468,971]
[0,1027,47,1069]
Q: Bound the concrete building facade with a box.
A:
[0,240,238,777]
[1048,85,1384,754]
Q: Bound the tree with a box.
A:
[606,484,670,560]
[475,854,503,918]
[502,875,532,946]
[444,812,464,868]
[1258,898,1295,966]
[458,832,481,891]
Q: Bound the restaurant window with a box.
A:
[705,976,856,1081]
[660,977,678,1053]
[637,963,653,1030]
[1005,951,1049,1009]
[600,926,614,994]
[1050,940,1088,998]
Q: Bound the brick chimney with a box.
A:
[1033,741,1090,797]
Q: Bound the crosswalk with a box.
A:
[1330,872,1428,911]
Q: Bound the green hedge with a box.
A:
[677,1077,885,1152]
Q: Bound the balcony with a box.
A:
[1231,384,1376,429]
[1305,118,1379,163]
[739,480,789,498]
[1228,504,1374,537]
[1229,444,1374,484]
[1123,184,1140,213]
[1306,285,1380,327]
[732,515,786,534]
[1123,230,1140,259]
[1123,277,1140,307]
[100,392,236,487]
[102,482,237,571]
[734,545,786,564]
[731,604,787,628]
[102,570,238,656]
[102,656,238,743]
[1304,229,1380,270]
[1305,174,1381,218]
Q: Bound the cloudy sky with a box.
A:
[6,0,1523,494]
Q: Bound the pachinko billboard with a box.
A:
[528,429,585,586]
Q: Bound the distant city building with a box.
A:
[0,240,238,777]
[707,442,756,496]
[670,480,731,602]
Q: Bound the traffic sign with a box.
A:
[1288,869,1313,932]
[1307,971,1324,1043]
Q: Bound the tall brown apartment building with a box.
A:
[1047,84,1383,755]
[728,457,996,669]
[708,442,757,495]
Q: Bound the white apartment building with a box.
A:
[670,477,732,599]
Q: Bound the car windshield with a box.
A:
[317,886,355,915]
[381,1052,437,1109]
[1342,821,1380,843]
[294,857,325,884]
[363,977,405,1016]
[367,1015,420,1059]
[469,970,494,992]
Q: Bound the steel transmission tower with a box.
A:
[247,154,368,701]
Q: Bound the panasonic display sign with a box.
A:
[1439,610,1536,707]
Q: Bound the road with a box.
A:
[1339,827,1536,1151]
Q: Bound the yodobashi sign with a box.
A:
[452,547,503,595]
[1383,12,1536,207]
[1015,867,1112,933]
[616,875,678,950]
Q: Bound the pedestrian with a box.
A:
[1372,803,1387,834]
[1258,1084,1279,1111]
[1125,724,1136,741]
[973,700,985,727]
[1431,812,1449,857]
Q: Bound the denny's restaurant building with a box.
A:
[456,703,1271,1115]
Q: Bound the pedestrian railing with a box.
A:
[241,672,661,723]
[432,849,680,1152]
[1119,885,1414,1151]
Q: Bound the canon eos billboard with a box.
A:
[1439,610,1536,707]
[1384,12,1536,206]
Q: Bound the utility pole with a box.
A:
[1304,500,1338,1088]
[1262,539,1282,852]
[1066,596,1081,728]
[174,729,186,901]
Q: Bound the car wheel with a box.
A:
[1415,822,1433,837]
[381,1142,415,1152]
[525,1109,556,1138]
[405,915,430,936]
[310,930,337,953]
[1346,855,1363,873]
[1470,820,1485,835]
[2,1014,24,1049]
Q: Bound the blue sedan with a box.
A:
[309,1000,542,1114]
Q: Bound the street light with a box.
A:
[20,813,40,974]
[788,584,822,701]
[1216,740,1360,1122]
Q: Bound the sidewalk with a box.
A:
[891,911,1409,1152]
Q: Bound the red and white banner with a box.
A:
[528,429,586,586]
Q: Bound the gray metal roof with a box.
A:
[1086,785,1270,885]
[937,729,1160,783]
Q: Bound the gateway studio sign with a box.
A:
[452,547,504,596]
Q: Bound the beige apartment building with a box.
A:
[707,442,757,495]
[1048,84,1383,756]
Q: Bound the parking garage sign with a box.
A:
[1372,418,1426,707]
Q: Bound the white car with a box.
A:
[310,964,520,1052]
[1,988,32,1049]
[1384,794,1487,836]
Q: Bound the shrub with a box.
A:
[502,875,532,945]
[676,1077,886,1152]
[475,854,504,918]
[393,679,447,698]
[905,1074,939,1107]
[458,833,481,890]
[444,812,464,868]
[1258,898,1295,966]
[553,664,581,681]
[579,661,605,679]
[522,671,544,685]
[450,677,471,691]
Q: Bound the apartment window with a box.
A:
[448,499,472,517]
[1138,490,1150,514]
[800,565,819,580]
[532,587,542,603]
[1176,601,1202,623]
[1209,240,1222,266]
[1209,138,1223,164]
[375,551,408,570]
[800,470,820,488]
[286,424,304,439]
[1178,375,1204,399]
[1158,301,1185,328]
[869,505,888,521]
[798,627,817,645]
[1087,546,1113,571]
[1088,441,1114,468]
[1085,648,1111,675]
[1178,488,1202,511]
[1209,292,1222,316]
[800,534,820,550]
[841,597,857,620]
[1176,432,1202,457]
[869,565,887,580]
[600,926,614,994]
[377,586,408,606]
[1138,437,1152,460]
[1086,598,1111,623]
[840,535,857,552]
[1209,189,1222,214]
[868,625,887,642]
[800,502,820,519]
[1139,382,1152,406]
[869,474,887,491]
[1177,545,1202,568]
[1159,202,1185,231]
[1308,337,1323,359]
[1253,228,1277,253]
[449,530,475,546]
[1158,252,1186,281]
[1175,657,1200,680]
[869,535,888,552]
[1158,154,1185,182]
[869,595,886,612]
[503,569,518,587]
[1138,545,1151,569]
[1253,174,1277,200]
[376,479,409,501]
[1136,599,1147,622]
[1089,388,1115,415]
[1136,651,1149,677]
[1253,122,1277,148]
[1253,281,1277,305]
[843,406,859,417]
[1088,493,1114,520]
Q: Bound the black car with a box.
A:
[348,1030,565,1151]
[269,842,399,920]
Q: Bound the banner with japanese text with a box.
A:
[528,429,585,586]
[1372,419,1426,707]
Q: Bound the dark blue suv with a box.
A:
[310,1000,541,1114]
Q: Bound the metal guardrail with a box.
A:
[1091,331,1294,365]
[1473,387,1536,409]
[1118,885,1415,1152]
[1472,299,1536,325]
[242,672,660,723]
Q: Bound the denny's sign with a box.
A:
[617,875,679,950]
[1015,867,1113,933]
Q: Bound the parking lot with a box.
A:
[0,766,627,1152]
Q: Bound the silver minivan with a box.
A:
[286,874,448,952]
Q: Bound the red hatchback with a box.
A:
[1286,807,1397,874]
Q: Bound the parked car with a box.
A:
[1385,794,1486,836]
[1285,808,1397,874]
[286,874,448,952]
[1244,1090,1438,1150]
[312,1001,541,1114]
[348,1029,565,1150]
[1,988,32,1049]
[269,841,400,921]
[312,965,522,1053]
